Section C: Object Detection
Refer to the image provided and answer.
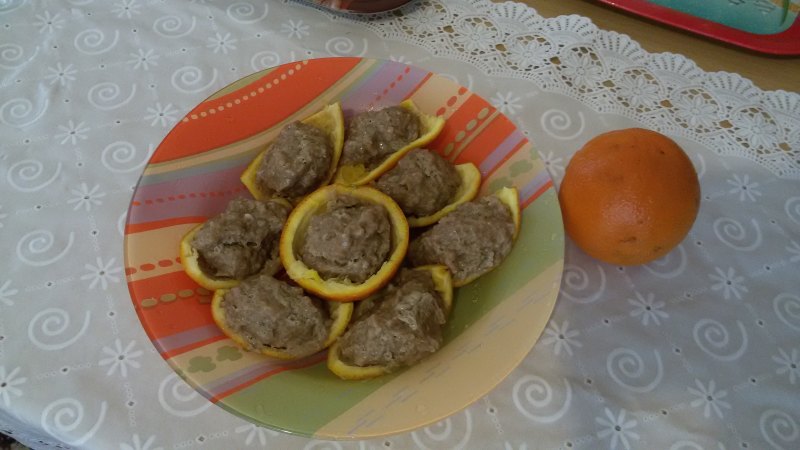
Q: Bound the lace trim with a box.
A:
[324,0,799,179]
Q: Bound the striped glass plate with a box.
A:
[124,57,564,439]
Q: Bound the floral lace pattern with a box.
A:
[337,0,800,178]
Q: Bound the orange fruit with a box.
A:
[559,128,700,266]
[494,186,521,240]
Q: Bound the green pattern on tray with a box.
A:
[650,0,798,34]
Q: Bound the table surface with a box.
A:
[520,0,800,92]
[1,1,799,448]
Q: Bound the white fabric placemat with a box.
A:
[1,1,798,448]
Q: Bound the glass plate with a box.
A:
[124,57,565,439]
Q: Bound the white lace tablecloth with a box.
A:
[2,1,799,449]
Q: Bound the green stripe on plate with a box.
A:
[220,361,398,436]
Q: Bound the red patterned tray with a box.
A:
[599,0,800,55]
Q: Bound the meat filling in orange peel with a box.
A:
[327,265,453,380]
[180,198,292,290]
[211,276,353,360]
[279,184,409,302]
[335,100,445,186]
[241,103,344,202]
[409,187,521,287]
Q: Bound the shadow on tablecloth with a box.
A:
[0,433,28,450]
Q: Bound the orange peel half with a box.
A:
[279,184,409,302]
[415,264,454,316]
[241,103,345,201]
[407,163,482,228]
[179,198,293,291]
[180,224,239,291]
[334,100,446,186]
[496,186,521,240]
[453,186,521,287]
[327,265,454,380]
[211,288,353,360]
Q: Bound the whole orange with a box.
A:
[558,128,700,265]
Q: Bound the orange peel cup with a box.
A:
[179,198,293,291]
[279,184,410,302]
[211,288,353,360]
[334,99,446,186]
[452,186,521,287]
[179,224,241,291]
[407,163,481,228]
[241,103,345,202]
[326,265,453,380]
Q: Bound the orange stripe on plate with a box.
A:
[452,113,518,164]
[430,95,495,159]
[150,58,361,164]
[129,271,216,341]
[125,216,205,234]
